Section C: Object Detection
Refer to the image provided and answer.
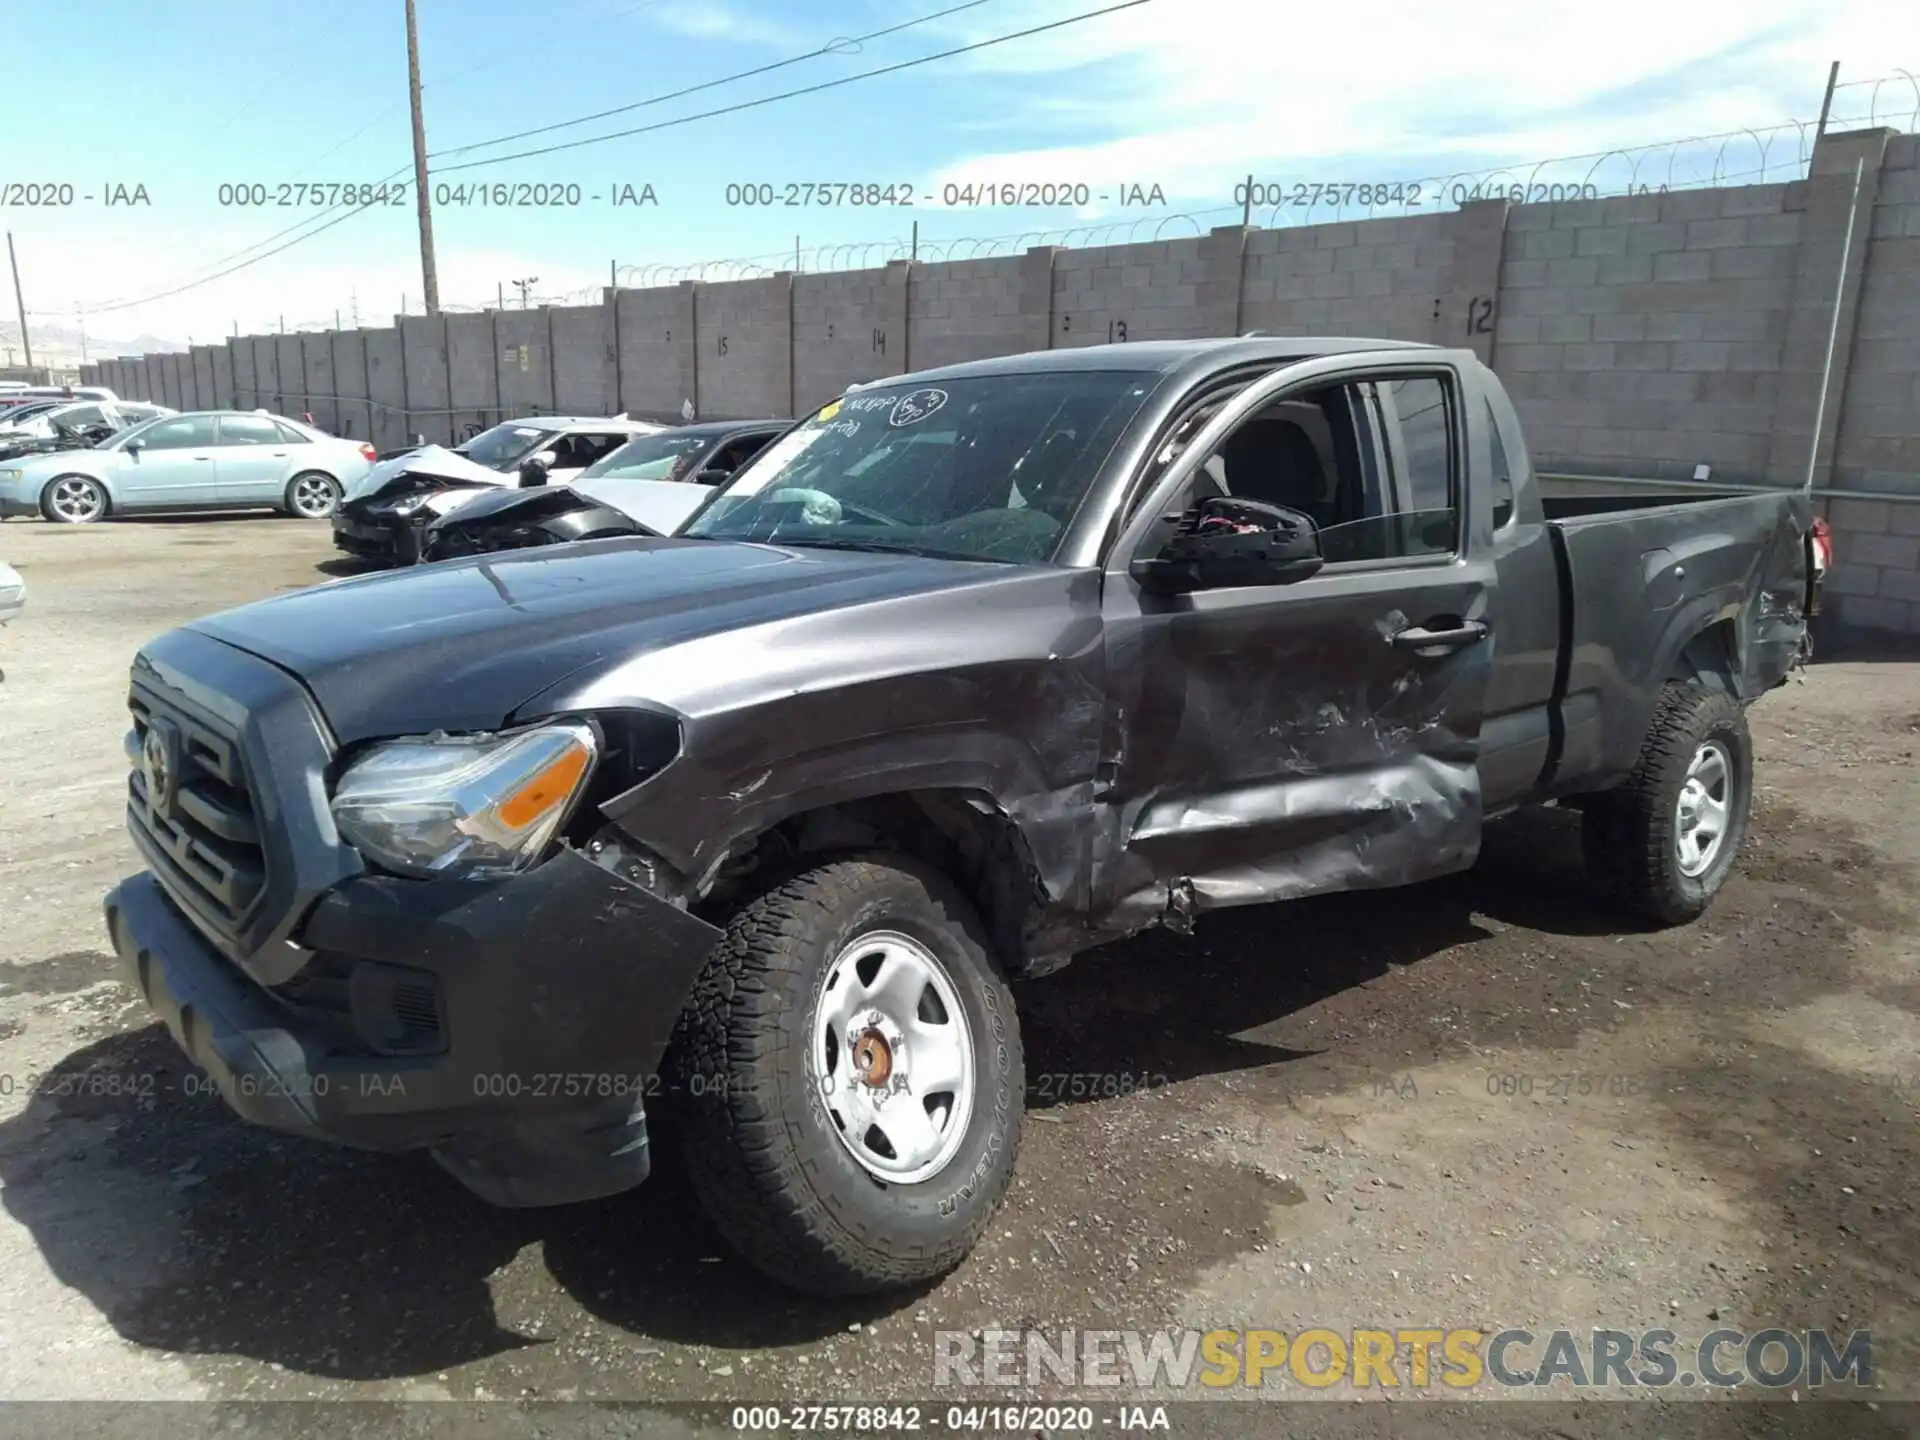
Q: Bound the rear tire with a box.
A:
[1582,681,1754,925]
[40,474,108,524]
[285,472,342,519]
[666,851,1022,1295]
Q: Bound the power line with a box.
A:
[55,1,1040,318]
[431,0,1155,173]
[436,0,1004,158]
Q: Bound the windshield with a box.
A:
[682,371,1152,563]
[458,422,558,469]
[0,403,59,426]
[579,430,716,482]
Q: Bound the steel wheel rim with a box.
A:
[50,478,102,522]
[810,928,976,1185]
[1675,740,1733,878]
[292,475,338,517]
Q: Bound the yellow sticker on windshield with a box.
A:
[816,400,842,421]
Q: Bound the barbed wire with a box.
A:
[99,71,1920,337]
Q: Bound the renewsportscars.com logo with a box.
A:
[932,1327,1873,1391]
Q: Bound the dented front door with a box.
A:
[1091,356,1498,926]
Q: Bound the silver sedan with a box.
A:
[0,411,378,524]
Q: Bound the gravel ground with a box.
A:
[0,514,1915,1439]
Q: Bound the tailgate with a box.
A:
[1550,490,1809,781]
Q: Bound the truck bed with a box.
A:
[1537,487,1811,798]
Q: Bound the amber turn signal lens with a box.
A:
[496,741,591,830]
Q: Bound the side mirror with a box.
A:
[694,467,732,485]
[1129,496,1324,596]
[123,438,144,454]
[518,455,551,487]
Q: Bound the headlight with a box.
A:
[379,488,442,517]
[330,721,597,878]
[0,468,22,482]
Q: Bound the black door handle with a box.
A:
[1390,619,1488,652]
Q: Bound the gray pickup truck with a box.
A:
[103,338,1814,1296]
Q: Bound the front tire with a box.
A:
[285,472,343,518]
[1582,681,1754,925]
[667,852,1023,1295]
[40,475,108,524]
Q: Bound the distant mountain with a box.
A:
[0,319,186,366]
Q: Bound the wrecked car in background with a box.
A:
[420,419,788,561]
[332,415,666,564]
[103,337,1817,1300]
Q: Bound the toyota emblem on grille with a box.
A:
[142,719,182,821]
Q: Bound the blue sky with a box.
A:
[2,0,1913,352]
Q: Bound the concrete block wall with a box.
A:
[1494,183,1801,479]
[792,263,910,413]
[693,274,793,419]
[94,126,1920,633]
[613,284,694,421]
[445,314,495,442]
[1822,133,1920,633]
[906,254,1033,371]
[551,303,613,416]
[1242,213,1455,341]
[363,327,408,451]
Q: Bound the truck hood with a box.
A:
[188,537,1019,743]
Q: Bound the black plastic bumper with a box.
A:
[105,847,724,1206]
[332,510,424,563]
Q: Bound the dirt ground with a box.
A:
[0,514,1915,1438]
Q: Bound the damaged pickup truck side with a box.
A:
[104,338,1815,1295]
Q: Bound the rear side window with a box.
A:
[218,415,285,446]
[275,420,312,444]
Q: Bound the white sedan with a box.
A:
[0,410,377,524]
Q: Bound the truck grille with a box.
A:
[126,681,267,939]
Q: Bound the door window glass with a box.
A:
[218,415,285,446]
[138,415,218,450]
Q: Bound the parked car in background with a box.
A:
[0,400,71,427]
[0,418,119,465]
[0,400,173,450]
[333,415,665,563]
[420,419,787,561]
[0,410,377,523]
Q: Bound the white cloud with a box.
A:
[917,0,1920,212]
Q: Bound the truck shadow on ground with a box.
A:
[0,805,1868,1384]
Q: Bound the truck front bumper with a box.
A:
[105,847,724,1207]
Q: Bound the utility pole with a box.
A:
[406,0,441,313]
[77,305,87,363]
[1816,61,1841,137]
[6,232,31,369]
[511,277,538,308]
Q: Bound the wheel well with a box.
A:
[695,791,1053,974]
[1670,619,1739,694]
